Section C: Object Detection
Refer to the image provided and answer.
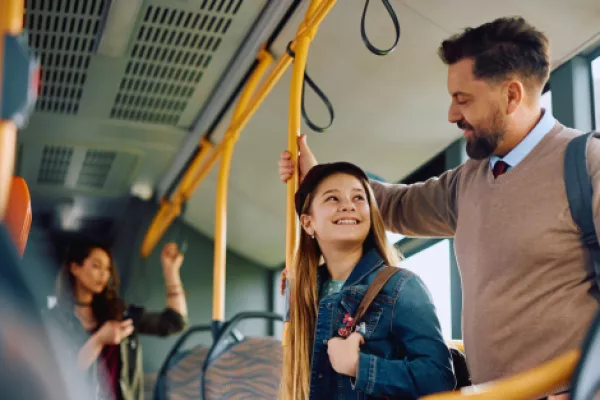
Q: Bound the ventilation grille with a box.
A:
[76,149,116,189]
[110,1,244,125]
[25,0,108,114]
[37,145,73,184]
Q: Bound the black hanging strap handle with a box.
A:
[361,0,401,56]
[286,42,335,133]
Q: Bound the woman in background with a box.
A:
[51,240,188,400]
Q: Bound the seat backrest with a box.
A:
[4,177,31,256]
[203,337,283,400]
[165,345,210,400]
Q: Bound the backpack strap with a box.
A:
[564,132,600,294]
[350,266,400,331]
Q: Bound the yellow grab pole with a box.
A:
[226,0,335,137]
[283,0,336,346]
[421,349,580,400]
[177,138,214,197]
[0,0,25,220]
[212,50,273,330]
[140,199,182,257]
[140,140,213,258]
[140,0,335,258]
[140,52,291,258]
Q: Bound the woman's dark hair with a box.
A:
[56,240,124,324]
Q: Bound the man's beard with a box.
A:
[459,110,506,160]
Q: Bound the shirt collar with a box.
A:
[490,108,555,169]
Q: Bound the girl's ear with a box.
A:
[69,262,79,276]
[300,214,315,237]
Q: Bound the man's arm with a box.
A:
[369,167,462,238]
[279,134,461,237]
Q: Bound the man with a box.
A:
[278,17,599,399]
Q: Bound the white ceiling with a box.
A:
[182,0,600,267]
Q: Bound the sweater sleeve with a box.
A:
[369,166,462,237]
[127,305,188,337]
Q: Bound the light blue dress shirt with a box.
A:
[489,108,556,171]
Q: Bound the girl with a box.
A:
[51,240,188,400]
[280,162,456,400]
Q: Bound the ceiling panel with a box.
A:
[18,0,272,239]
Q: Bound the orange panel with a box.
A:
[5,176,31,256]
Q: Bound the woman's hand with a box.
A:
[327,332,364,377]
[161,242,184,282]
[95,319,134,345]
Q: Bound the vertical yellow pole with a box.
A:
[0,0,25,220]
[212,50,273,335]
[284,0,332,346]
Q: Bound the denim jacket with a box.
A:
[309,248,456,400]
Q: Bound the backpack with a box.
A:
[564,131,600,298]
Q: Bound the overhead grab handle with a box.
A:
[286,42,335,133]
[361,0,401,56]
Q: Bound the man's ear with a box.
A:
[504,79,524,115]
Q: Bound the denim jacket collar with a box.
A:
[317,247,385,290]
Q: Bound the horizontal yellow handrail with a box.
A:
[421,349,580,400]
[448,340,464,353]
[141,0,336,258]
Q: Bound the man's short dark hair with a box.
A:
[438,17,550,92]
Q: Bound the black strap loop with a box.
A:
[361,0,400,56]
[286,42,335,133]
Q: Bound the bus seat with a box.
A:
[164,346,210,400]
[570,311,600,400]
[153,324,214,400]
[203,337,283,400]
[144,373,158,400]
[4,177,31,256]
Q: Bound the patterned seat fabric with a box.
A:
[204,337,283,400]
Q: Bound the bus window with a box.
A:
[592,55,600,129]
[400,240,452,338]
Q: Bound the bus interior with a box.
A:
[1,0,600,399]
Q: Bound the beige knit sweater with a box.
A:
[370,122,600,386]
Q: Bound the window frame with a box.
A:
[587,45,600,130]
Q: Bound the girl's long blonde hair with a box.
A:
[280,172,400,400]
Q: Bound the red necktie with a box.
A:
[492,160,509,178]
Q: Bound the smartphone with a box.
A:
[180,239,187,255]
